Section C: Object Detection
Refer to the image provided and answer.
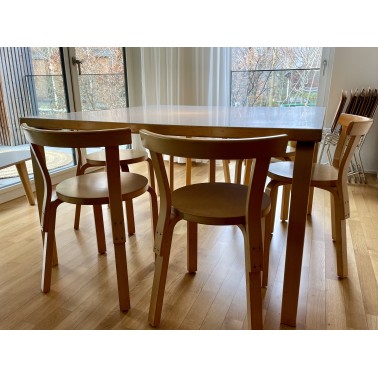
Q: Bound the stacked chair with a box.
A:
[319,88,378,183]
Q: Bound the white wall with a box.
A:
[325,47,378,173]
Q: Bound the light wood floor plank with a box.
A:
[1,163,378,330]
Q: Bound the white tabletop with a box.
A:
[20,105,325,142]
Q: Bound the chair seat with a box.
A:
[268,161,339,187]
[86,149,148,166]
[172,183,271,226]
[56,172,149,205]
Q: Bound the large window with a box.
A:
[28,47,68,115]
[231,47,322,107]
[0,47,128,193]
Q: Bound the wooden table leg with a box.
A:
[280,141,315,327]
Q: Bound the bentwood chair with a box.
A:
[140,129,288,329]
[264,114,373,286]
[22,125,158,311]
[74,147,155,237]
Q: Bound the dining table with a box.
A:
[20,104,325,328]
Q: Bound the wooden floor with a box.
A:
[1,161,378,330]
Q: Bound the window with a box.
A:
[0,47,129,195]
[231,47,323,107]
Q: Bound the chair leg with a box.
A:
[241,226,263,330]
[332,191,348,278]
[120,164,136,235]
[52,244,59,266]
[41,201,60,293]
[222,160,231,183]
[262,215,271,288]
[245,270,263,329]
[113,242,131,311]
[265,180,279,234]
[73,164,90,230]
[357,148,366,184]
[149,221,177,327]
[125,200,136,235]
[330,193,336,241]
[234,160,243,184]
[307,187,314,215]
[74,205,81,230]
[262,181,281,287]
[146,157,156,191]
[243,159,253,185]
[93,205,106,254]
[187,221,198,273]
[186,158,192,185]
[281,184,313,220]
[148,186,158,236]
[169,156,174,192]
[280,184,291,221]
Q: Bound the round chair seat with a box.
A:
[268,161,339,187]
[86,149,148,166]
[171,182,271,226]
[56,172,149,205]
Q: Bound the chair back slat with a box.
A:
[21,125,131,148]
[140,130,288,160]
[22,125,132,230]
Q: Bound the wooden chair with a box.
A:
[21,125,158,311]
[0,150,35,205]
[74,148,155,236]
[319,89,378,183]
[264,114,373,286]
[140,129,288,329]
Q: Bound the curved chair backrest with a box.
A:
[21,125,132,228]
[333,113,373,180]
[140,130,288,160]
[22,125,131,148]
[140,129,288,225]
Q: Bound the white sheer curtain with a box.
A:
[126,47,231,151]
